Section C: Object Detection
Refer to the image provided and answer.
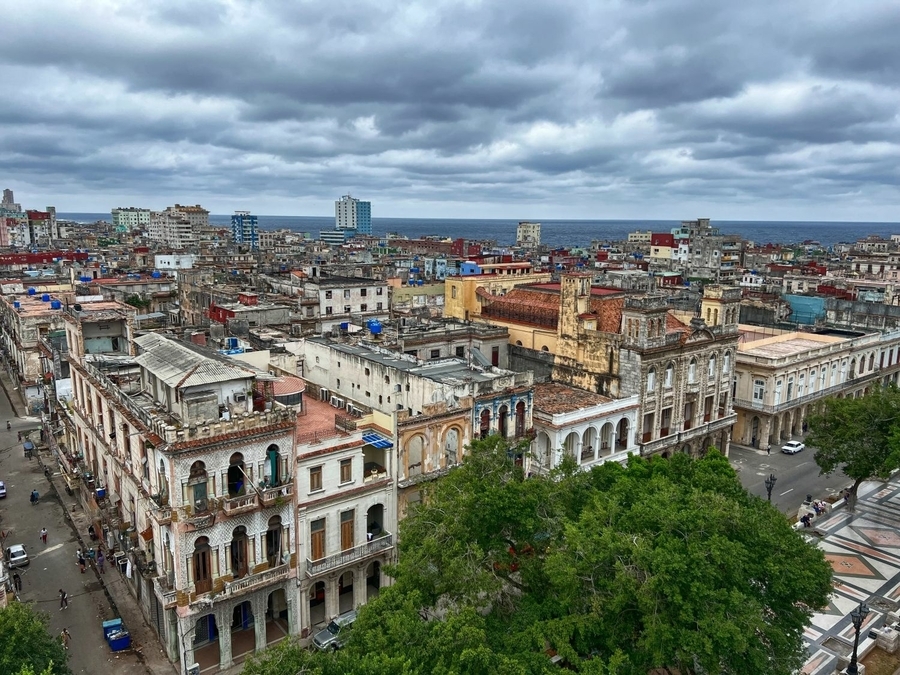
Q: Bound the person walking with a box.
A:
[97,549,105,574]
[59,589,68,610]
[77,552,86,574]
[60,628,71,650]
[40,527,47,545]
[766,444,771,455]
[12,573,21,591]
[30,490,38,506]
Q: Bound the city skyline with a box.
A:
[1,1,898,221]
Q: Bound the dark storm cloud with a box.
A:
[0,0,898,218]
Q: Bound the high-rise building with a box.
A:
[112,207,151,233]
[516,221,541,246]
[231,211,259,250]
[335,194,372,235]
[2,189,17,208]
[148,204,209,248]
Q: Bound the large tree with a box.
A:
[0,601,70,675]
[243,436,831,675]
[806,384,900,510]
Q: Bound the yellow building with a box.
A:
[444,268,551,322]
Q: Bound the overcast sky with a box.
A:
[2,0,899,220]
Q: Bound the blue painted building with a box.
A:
[231,211,258,250]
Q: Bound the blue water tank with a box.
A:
[13,301,20,309]
[96,487,106,499]
[411,267,420,273]
[368,320,383,335]
[41,294,50,302]
[339,322,349,331]
[151,270,161,278]
[79,276,92,283]
[51,300,62,310]
[228,337,238,349]
[417,279,424,286]
[27,287,36,295]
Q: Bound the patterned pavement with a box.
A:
[802,479,900,674]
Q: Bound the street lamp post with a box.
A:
[764,473,777,503]
[847,602,869,675]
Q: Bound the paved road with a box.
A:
[0,399,148,674]
[729,439,850,516]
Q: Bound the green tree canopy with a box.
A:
[807,384,900,509]
[0,602,70,675]
[244,436,831,675]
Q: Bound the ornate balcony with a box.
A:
[305,532,393,577]
[259,483,292,507]
[222,493,259,516]
[149,504,172,525]
[184,510,215,531]
[224,564,289,598]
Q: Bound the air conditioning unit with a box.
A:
[319,388,330,402]
[335,398,346,409]
[330,396,340,407]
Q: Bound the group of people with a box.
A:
[76,545,105,573]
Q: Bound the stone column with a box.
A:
[324,574,339,622]
[353,566,367,608]
[179,617,195,675]
[218,608,233,670]
[254,595,267,653]
[286,587,297,636]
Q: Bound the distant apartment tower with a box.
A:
[148,204,209,248]
[516,221,541,246]
[112,207,151,233]
[335,194,372,235]
[2,189,17,208]
[231,210,259,250]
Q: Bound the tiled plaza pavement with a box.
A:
[802,478,900,674]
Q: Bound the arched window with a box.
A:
[192,536,212,594]
[265,516,283,567]
[664,363,674,388]
[688,359,697,383]
[230,526,249,578]
[444,428,460,466]
[708,355,717,379]
[407,435,424,476]
[265,444,282,487]
[647,368,656,390]
[479,409,491,439]
[515,401,526,437]
[498,404,509,437]
[227,452,245,497]
[188,461,208,512]
[541,346,549,352]
[723,351,731,374]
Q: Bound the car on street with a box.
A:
[312,610,357,651]
[0,480,6,498]
[6,544,29,568]
[782,440,805,455]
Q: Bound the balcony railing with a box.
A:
[149,504,172,525]
[153,576,177,607]
[184,510,215,530]
[224,564,289,597]
[733,372,877,415]
[259,483,292,507]
[305,532,393,577]
[222,493,259,515]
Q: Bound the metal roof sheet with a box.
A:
[134,333,255,388]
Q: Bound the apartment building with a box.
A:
[303,276,390,333]
[112,207,151,233]
[149,205,209,248]
[58,309,299,673]
[516,221,541,246]
[732,326,900,448]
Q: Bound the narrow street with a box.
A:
[0,393,149,674]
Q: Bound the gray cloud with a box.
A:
[0,0,898,219]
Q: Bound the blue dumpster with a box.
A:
[102,618,131,651]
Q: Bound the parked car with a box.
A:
[781,440,805,455]
[313,610,357,651]
[0,480,6,498]
[6,544,29,568]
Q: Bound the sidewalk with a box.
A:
[0,358,28,418]
[45,461,177,675]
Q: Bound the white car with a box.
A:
[781,440,805,455]
[6,544,29,568]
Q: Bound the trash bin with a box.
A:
[102,618,132,651]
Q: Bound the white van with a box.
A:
[312,610,357,651]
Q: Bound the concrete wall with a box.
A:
[509,344,555,382]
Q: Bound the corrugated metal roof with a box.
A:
[134,333,255,388]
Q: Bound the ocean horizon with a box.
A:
[58,213,897,249]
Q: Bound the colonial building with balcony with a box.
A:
[530,382,639,474]
[294,396,395,639]
[61,308,299,674]
[732,326,900,448]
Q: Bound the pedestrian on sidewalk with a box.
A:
[60,628,71,650]
[12,573,21,591]
[40,527,47,544]
[59,589,68,610]
[766,445,771,455]
[97,550,105,574]
[30,490,38,506]
[77,552,86,574]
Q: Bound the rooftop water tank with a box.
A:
[41,294,50,302]
[151,270,161,278]
[13,301,20,309]
[51,300,62,310]
[339,322,350,331]
[27,287,36,295]
[79,276,92,283]
[368,320,383,335]
[417,279,424,286]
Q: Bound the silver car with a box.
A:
[0,480,6,498]
[312,610,357,651]
[6,544,29,568]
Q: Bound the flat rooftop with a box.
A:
[738,332,847,359]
